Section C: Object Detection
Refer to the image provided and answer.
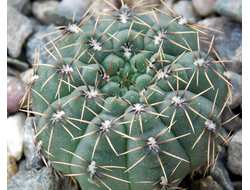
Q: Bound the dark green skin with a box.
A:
[31,7,228,190]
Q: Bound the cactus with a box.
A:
[21,0,235,189]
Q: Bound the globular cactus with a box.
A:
[21,0,235,189]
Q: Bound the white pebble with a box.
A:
[7,112,26,161]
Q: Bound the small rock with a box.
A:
[197,16,242,74]
[225,71,242,109]
[25,24,58,66]
[232,181,242,190]
[192,0,218,17]
[210,160,234,190]
[234,45,242,65]
[85,0,119,20]
[8,165,78,190]
[226,129,242,175]
[7,6,33,58]
[216,0,242,22]
[17,159,28,172]
[24,117,44,169]
[20,68,34,85]
[7,57,30,71]
[198,146,233,190]
[7,76,27,113]
[31,1,60,24]
[172,0,200,23]
[191,175,222,190]
[7,66,21,78]
[58,0,92,13]
[40,0,93,26]
[7,167,60,190]
[156,0,175,20]
[7,0,31,15]
[44,9,78,26]
[222,108,242,132]
[7,112,26,161]
[123,0,159,7]
[7,151,18,181]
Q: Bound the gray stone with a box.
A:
[23,117,44,169]
[7,57,30,70]
[7,0,31,15]
[226,71,242,109]
[35,0,92,26]
[7,6,34,58]
[197,144,234,190]
[232,181,242,190]
[44,10,77,26]
[216,0,242,22]
[58,0,92,13]
[192,0,218,17]
[17,159,28,172]
[191,175,223,190]
[172,0,200,23]
[226,129,242,175]
[9,163,78,190]
[7,65,21,78]
[31,1,60,24]
[197,16,242,74]
[157,0,175,20]
[222,108,242,132]
[210,160,234,190]
[25,24,58,66]
[7,167,60,190]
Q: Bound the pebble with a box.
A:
[7,66,21,78]
[91,0,126,17]
[7,0,31,15]
[31,1,60,24]
[7,6,33,58]
[197,146,234,190]
[7,57,30,71]
[192,0,218,17]
[20,68,34,85]
[23,117,44,169]
[7,151,18,181]
[172,0,200,23]
[58,0,92,13]
[40,0,93,26]
[7,166,77,190]
[155,0,174,20]
[7,167,59,190]
[7,112,26,161]
[233,45,242,65]
[25,23,60,66]
[232,181,242,190]
[225,71,242,109]
[44,9,79,26]
[7,76,27,113]
[197,16,242,74]
[209,160,234,190]
[222,108,242,132]
[226,129,242,175]
[191,175,222,190]
[216,0,242,22]
[122,0,159,7]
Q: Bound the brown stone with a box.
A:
[7,151,18,181]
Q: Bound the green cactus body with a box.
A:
[28,2,231,190]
